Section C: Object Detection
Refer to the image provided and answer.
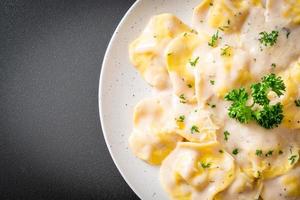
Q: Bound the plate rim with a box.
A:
[98,0,143,199]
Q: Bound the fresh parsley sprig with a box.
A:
[225,74,285,129]
[253,103,284,129]
[225,88,254,123]
[251,73,285,106]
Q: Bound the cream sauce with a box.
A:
[129,0,300,199]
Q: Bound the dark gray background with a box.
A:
[0,0,139,199]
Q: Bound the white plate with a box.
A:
[99,0,201,199]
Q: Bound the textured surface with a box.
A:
[0,0,138,199]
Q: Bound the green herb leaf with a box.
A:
[179,94,187,103]
[254,103,284,129]
[201,161,211,168]
[225,88,254,123]
[232,148,239,155]
[189,57,200,67]
[220,45,231,56]
[259,30,279,47]
[191,125,199,134]
[176,115,185,123]
[224,131,230,141]
[225,74,285,129]
[288,155,298,165]
[251,73,285,106]
[208,31,219,47]
[265,150,273,157]
[295,99,300,107]
[256,150,263,157]
[271,63,276,68]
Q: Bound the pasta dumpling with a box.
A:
[129,95,183,165]
[160,142,235,200]
[129,14,191,89]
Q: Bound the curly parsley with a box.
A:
[225,88,253,123]
[259,30,279,47]
[254,103,284,129]
[225,74,285,129]
[251,74,285,106]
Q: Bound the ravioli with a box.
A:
[193,0,255,33]
[129,14,191,89]
[160,142,235,200]
[266,0,300,25]
[262,164,300,200]
[177,108,220,143]
[129,95,183,165]
[165,32,203,102]
[280,59,300,129]
[215,169,263,200]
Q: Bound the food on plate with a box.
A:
[128,0,300,199]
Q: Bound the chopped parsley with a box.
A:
[191,125,200,134]
[232,148,239,155]
[167,52,172,56]
[271,63,276,68]
[219,149,224,153]
[191,29,198,34]
[225,74,285,129]
[201,162,211,168]
[278,150,283,155]
[259,30,279,47]
[282,27,291,39]
[221,45,231,56]
[187,83,193,88]
[210,80,215,85]
[256,171,261,179]
[265,150,273,157]
[295,99,300,107]
[179,94,187,103]
[256,149,263,157]
[218,26,230,32]
[189,57,199,67]
[176,115,185,123]
[208,31,219,47]
[288,155,298,165]
[224,131,230,141]
[211,104,216,108]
